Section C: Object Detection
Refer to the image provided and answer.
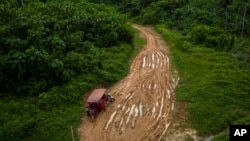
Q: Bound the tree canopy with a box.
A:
[0,0,133,96]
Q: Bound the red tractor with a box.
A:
[86,89,115,121]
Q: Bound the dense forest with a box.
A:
[0,0,133,96]
[0,0,134,140]
[100,0,250,59]
[1,0,250,140]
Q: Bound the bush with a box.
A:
[156,25,250,136]
[0,1,133,96]
[190,25,233,51]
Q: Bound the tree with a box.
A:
[220,0,233,9]
[219,0,233,28]
[241,0,248,36]
[0,1,133,96]
[17,0,24,7]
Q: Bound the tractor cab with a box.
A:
[86,89,115,120]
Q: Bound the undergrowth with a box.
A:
[156,24,250,137]
[0,43,134,141]
[0,26,146,141]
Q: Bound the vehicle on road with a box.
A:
[86,89,115,120]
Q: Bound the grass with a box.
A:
[156,24,250,136]
[0,27,146,141]
[131,25,147,59]
[212,131,230,141]
[0,96,83,141]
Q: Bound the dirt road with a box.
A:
[78,25,179,141]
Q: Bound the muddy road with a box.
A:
[79,25,179,141]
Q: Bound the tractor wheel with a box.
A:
[91,114,95,121]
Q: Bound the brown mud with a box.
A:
[78,25,180,141]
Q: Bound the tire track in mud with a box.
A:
[79,25,179,141]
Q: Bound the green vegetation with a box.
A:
[212,131,230,141]
[0,43,133,141]
[108,0,250,138]
[0,0,133,96]
[131,26,147,57]
[1,0,250,140]
[0,0,134,140]
[117,0,250,64]
[0,96,82,141]
[156,24,250,136]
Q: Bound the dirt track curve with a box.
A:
[79,25,179,141]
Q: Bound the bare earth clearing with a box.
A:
[79,25,180,141]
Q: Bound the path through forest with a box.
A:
[78,25,179,141]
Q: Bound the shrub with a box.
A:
[156,25,250,136]
[190,25,233,51]
[0,1,133,96]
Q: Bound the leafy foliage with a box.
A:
[0,0,136,141]
[0,96,82,141]
[157,24,250,135]
[116,0,250,66]
[132,0,250,35]
[0,0,133,96]
[0,42,134,140]
[190,25,233,51]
